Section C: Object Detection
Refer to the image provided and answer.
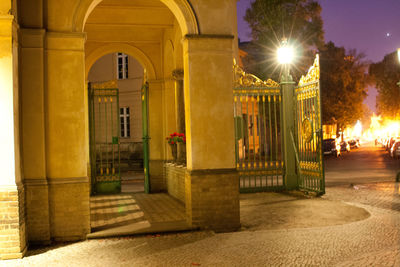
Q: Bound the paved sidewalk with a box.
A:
[5,183,400,266]
[89,193,190,238]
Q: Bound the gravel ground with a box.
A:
[3,184,400,266]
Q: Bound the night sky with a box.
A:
[237,0,400,112]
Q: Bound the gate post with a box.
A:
[280,70,297,190]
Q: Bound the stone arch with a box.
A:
[164,39,176,73]
[73,0,199,35]
[85,43,157,80]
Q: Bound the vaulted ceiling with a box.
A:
[85,0,175,43]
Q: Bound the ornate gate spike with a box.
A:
[299,54,319,86]
[233,63,279,88]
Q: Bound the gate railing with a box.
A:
[234,54,324,195]
[234,64,285,193]
[89,80,121,194]
[294,55,325,194]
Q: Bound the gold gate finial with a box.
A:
[298,54,319,86]
[233,63,279,88]
[91,80,118,89]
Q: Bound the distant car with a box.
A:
[340,141,350,152]
[390,141,400,159]
[348,139,360,149]
[387,137,399,151]
[323,139,340,157]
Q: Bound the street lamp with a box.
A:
[277,41,295,80]
[277,45,294,65]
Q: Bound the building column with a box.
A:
[183,35,240,232]
[0,15,27,259]
[148,80,166,192]
[20,28,50,245]
[45,32,90,241]
[172,69,185,133]
[172,69,186,163]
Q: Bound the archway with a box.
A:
[73,0,199,35]
[82,0,191,236]
[85,43,156,81]
[87,51,149,196]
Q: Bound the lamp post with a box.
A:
[278,42,298,189]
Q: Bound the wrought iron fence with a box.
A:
[233,65,284,193]
[294,55,325,194]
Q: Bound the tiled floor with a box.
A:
[89,193,189,238]
[121,170,145,193]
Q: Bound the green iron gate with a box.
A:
[141,82,150,194]
[89,81,121,194]
[234,65,285,193]
[234,54,324,195]
[294,55,325,195]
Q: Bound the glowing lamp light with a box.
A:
[397,48,400,63]
[277,45,294,64]
[397,48,400,88]
[354,120,362,137]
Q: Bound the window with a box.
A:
[117,53,128,80]
[120,107,130,138]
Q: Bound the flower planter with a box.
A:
[167,132,186,163]
[170,143,177,161]
[177,143,186,164]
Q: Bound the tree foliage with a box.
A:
[242,1,369,130]
[369,51,400,118]
[320,42,369,129]
[243,0,324,80]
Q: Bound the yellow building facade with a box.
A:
[89,53,144,164]
[1,0,240,259]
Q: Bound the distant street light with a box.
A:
[397,48,400,88]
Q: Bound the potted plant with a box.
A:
[166,132,186,162]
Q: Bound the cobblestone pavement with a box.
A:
[4,183,400,266]
[324,182,400,212]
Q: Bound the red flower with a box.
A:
[171,141,175,145]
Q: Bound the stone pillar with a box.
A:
[0,15,27,259]
[45,32,90,241]
[183,35,240,232]
[20,28,50,245]
[172,69,186,163]
[148,80,166,192]
[172,69,185,134]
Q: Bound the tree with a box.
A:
[243,0,324,80]
[320,42,369,131]
[369,51,400,118]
